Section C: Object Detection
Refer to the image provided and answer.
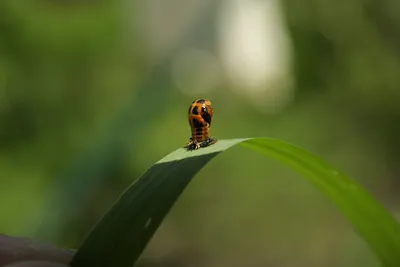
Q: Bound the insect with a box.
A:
[185,99,216,150]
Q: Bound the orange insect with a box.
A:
[185,99,216,150]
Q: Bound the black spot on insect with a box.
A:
[191,106,199,115]
[201,112,212,126]
[196,99,206,103]
[192,119,203,128]
[196,127,203,133]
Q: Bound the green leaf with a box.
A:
[70,138,400,267]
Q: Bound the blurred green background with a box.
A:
[1,1,400,266]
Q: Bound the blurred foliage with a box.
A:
[0,0,399,266]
